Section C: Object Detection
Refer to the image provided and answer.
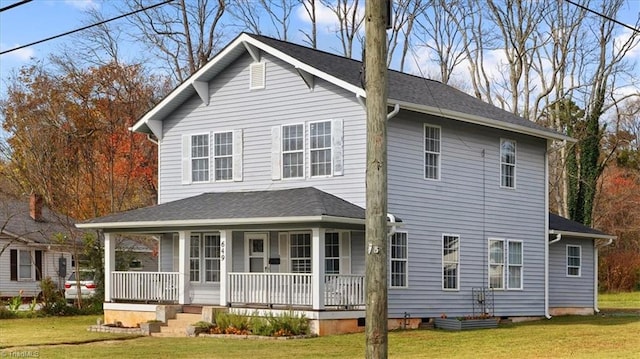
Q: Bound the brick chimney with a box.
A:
[30,193,43,222]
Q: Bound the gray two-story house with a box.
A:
[77,33,614,335]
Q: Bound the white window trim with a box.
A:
[203,233,221,283]
[500,138,517,189]
[17,249,34,281]
[289,231,312,273]
[442,234,460,291]
[324,231,340,275]
[390,232,409,289]
[488,238,505,290]
[424,124,442,181]
[190,232,222,283]
[567,244,582,277]
[190,133,211,183]
[309,120,333,178]
[508,240,523,290]
[213,130,234,182]
[281,123,305,180]
[488,238,524,290]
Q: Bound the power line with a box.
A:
[0,0,32,13]
[564,0,640,34]
[0,0,174,56]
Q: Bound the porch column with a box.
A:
[219,230,232,306]
[312,228,325,310]
[178,231,191,304]
[103,232,115,302]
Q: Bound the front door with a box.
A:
[246,233,268,272]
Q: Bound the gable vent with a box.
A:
[250,62,266,90]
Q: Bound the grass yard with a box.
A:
[1,314,639,358]
[599,291,640,309]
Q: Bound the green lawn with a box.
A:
[599,291,640,309]
[1,314,639,358]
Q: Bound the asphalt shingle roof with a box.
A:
[83,187,365,225]
[0,192,75,245]
[246,33,564,139]
[549,213,613,237]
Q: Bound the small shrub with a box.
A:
[7,292,23,312]
[268,311,309,336]
[249,316,273,336]
[192,321,214,335]
[215,311,250,333]
[0,304,16,319]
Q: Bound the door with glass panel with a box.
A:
[246,233,268,273]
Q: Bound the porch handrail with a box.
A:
[111,271,179,302]
[229,272,312,306]
[324,274,365,307]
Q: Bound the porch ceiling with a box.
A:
[76,187,366,231]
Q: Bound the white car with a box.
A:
[64,270,96,302]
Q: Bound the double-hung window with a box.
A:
[424,125,441,180]
[10,249,42,281]
[190,233,221,283]
[213,132,233,181]
[325,232,340,274]
[290,233,311,273]
[183,131,242,184]
[489,239,523,290]
[500,139,516,188]
[567,245,581,277]
[282,124,304,179]
[191,134,209,182]
[390,232,408,288]
[442,234,460,290]
[310,121,332,176]
[19,250,33,280]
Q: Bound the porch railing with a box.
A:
[111,271,179,302]
[228,273,365,308]
[324,274,365,307]
[229,273,312,306]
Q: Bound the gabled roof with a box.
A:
[76,187,366,230]
[132,32,573,142]
[0,193,75,245]
[548,213,616,240]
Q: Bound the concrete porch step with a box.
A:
[156,312,202,337]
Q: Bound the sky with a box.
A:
[0,0,639,108]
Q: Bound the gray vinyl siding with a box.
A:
[0,237,71,297]
[549,238,595,308]
[350,231,365,275]
[158,52,366,207]
[387,111,547,318]
[159,234,175,272]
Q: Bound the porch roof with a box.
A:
[548,213,616,240]
[76,187,366,230]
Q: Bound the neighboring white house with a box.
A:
[0,193,74,299]
[77,33,615,335]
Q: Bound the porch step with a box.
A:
[154,313,202,337]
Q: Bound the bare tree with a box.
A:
[320,0,363,58]
[387,0,427,72]
[123,0,227,83]
[299,0,318,48]
[230,0,297,41]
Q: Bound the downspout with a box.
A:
[545,232,561,319]
[544,141,551,319]
[594,238,614,313]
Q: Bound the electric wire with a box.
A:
[564,0,640,34]
[0,0,174,55]
[0,0,32,13]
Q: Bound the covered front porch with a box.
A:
[103,229,366,310]
[78,188,375,312]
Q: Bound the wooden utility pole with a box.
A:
[364,0,389,358]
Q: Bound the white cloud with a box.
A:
[0,43,35,62]
[63,0,99,11]
[295,2,364,33]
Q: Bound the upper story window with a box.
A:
[424,124,441,180]
[442,234,460,290]
[500,139,516,188]
[390,232,408,288]
[489,238,523,290]
[191,134,209,182]
[282,124,305,179]
[214,132,233,181]
[310,121,332,176]
[567,245,581,277]
[271,120,343,180]
[182,131,243,184]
